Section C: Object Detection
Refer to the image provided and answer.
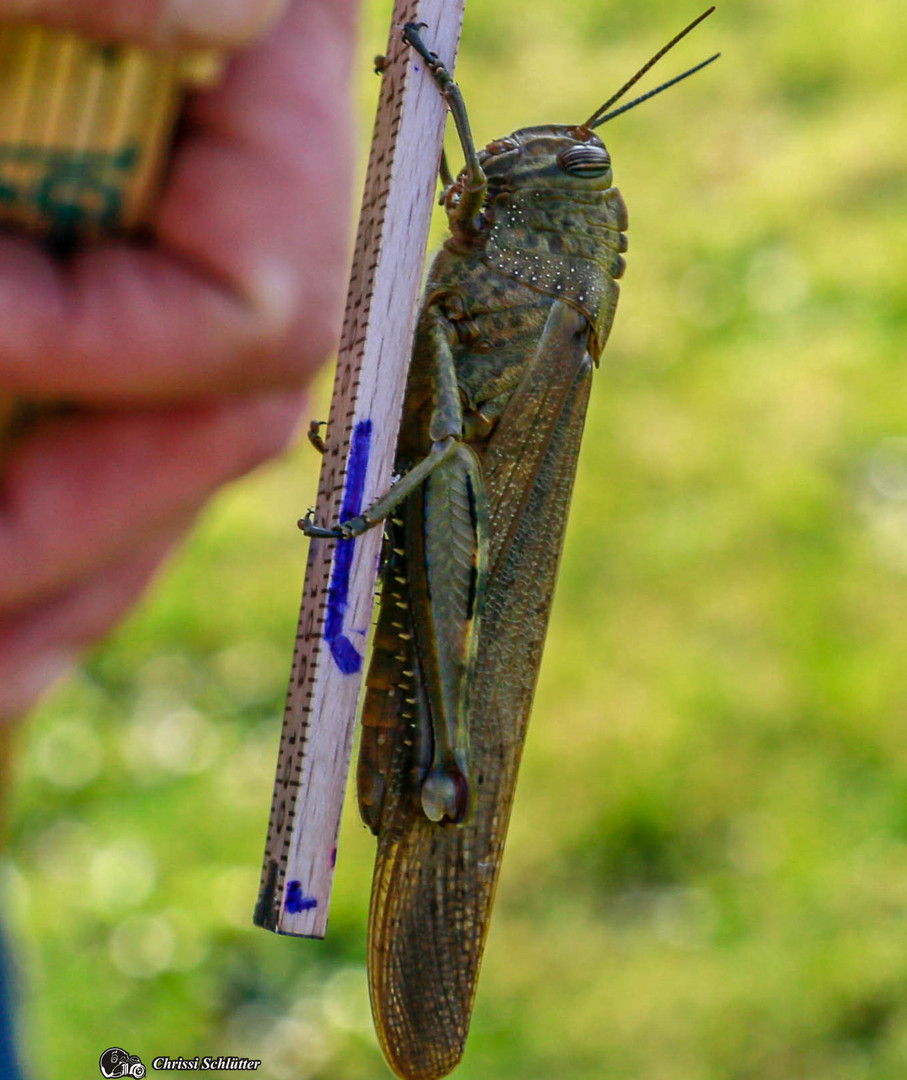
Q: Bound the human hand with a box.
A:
[0,0,360,719]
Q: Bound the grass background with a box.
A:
[6,0,907,1076]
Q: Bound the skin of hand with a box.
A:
[0,0,361,721]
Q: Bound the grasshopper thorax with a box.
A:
[441,125,628,360]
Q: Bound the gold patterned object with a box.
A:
[0,26,223,448]
[0,24,222,242]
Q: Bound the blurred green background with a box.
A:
[6,0,907,1077]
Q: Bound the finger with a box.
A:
[0,530,184,721]
[0,0,359,402]
[0,0,289,48]
[0,389,304,608]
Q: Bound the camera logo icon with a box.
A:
[99,1047,146,1079]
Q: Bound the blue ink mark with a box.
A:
[285,881,318,914]
[325,419,373,674]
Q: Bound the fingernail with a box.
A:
[246,260,300,339]
[165,0,288,46]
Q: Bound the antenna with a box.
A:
[582,6,716,130]
[591,52,720,127]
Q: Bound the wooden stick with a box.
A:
[253,0,466,938]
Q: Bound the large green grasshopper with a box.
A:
[304,11,717,1079]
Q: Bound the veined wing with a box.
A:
[367,301,596,1080]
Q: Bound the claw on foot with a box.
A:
[299,511,371,540]
[307,420,327,455]
[402,22,438,67]
[298,510,341,538]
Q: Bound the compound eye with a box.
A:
[557,143,611,177]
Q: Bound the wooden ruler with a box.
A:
[253,0,466,938]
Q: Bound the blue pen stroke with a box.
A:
[284,880,318,914]
[324,419,373,674]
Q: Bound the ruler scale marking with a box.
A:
[254,0,466,939]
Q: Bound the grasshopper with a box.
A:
[304,11,717,1078]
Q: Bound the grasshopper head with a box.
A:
[478,126,614,193]
[441,9,717,241]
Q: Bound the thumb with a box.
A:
[0,0,290,48]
